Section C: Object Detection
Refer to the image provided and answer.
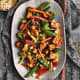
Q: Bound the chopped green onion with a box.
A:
[17,32,24,40]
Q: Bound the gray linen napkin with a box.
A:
[0,12,7,80]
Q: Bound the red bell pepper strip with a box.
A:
[29,16,48,22]
[36,66,48,79]
[24,40,35,47]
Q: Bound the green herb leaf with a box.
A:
[40,21,55,36]
[45,30,55,36]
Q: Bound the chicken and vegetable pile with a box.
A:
[15,2,64,78]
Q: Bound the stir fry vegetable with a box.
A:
[15,1,64,79]
[16,32,24,40]
[37,2,50,11]
[38,59,50,68]
[25,63,39,77]
[41,21,55,36]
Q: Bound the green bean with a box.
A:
[25,63,39,77]
[38,59,50,69]
[37,2,50,11]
